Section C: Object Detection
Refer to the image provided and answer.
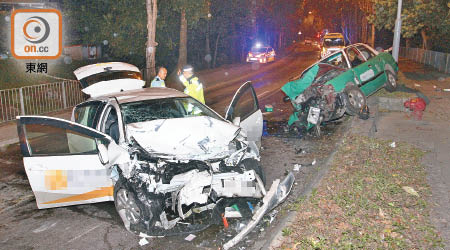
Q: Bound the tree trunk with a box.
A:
[420,29,431,50]
[145,0,158,84]
[177,9,187,71]
[213,31,221,68]
[406,38,411,48]
[370,23,375,48]
[205,20,211,69]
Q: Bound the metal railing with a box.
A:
[0,80,84,123]
[400,47,450,74]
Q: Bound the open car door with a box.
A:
[225,81,263,145]
[17,116,114,209]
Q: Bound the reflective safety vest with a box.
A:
[150,76,166,87]
[179,75,205,104]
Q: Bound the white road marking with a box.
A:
[68,224,103,243]
[33,221,58,233]
[257,91,270,98]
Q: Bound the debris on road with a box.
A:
[222,214,229,228]
[224,206,242,218]
[184,234,196,241]
[390,142,396,148]
[414,83,421,87]
[295,148,305,154]
[402,186,420,197]
[293,164,302,171]
[265,104,274,112]
[223,173,295,250]
[139,237,149,246]
[247,202,254,214]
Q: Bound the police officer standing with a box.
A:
[150,66,167,87]
[178,65,205,104]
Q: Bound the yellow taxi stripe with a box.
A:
[42,186,113,205]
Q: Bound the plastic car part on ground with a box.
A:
[223,173,295,250]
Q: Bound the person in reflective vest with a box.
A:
[178,65,205,104]
[150,66,167,87]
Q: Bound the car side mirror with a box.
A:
[98,144,109,165]
[232,117,241,126]
[283,96,291,103]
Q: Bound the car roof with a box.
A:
[88,87,189,104]
[291,43,374,80]
[324,33,344,38]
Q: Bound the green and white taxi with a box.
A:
[282,43,398,134]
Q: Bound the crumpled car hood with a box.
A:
[126,116,240,160]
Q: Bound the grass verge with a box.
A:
[280,134,443,249]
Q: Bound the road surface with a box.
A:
[0,44,346,250]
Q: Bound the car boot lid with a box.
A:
[74,62,145,97]
[74,62,140,80]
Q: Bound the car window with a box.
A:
[251,47,267,53]
[120,97,222,124]
[324,37,344,47]
[227,83,258,121]
[103,107,120,143]
[320,52,348,69]
[25,123,98,155]
[74,101,105,128]
[345,47,366,67]
[356,45,376,60]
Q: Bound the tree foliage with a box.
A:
[368,0,450,50]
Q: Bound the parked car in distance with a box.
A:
[282,43,399,135]
[246,45,276,63]
[304,37,313,45]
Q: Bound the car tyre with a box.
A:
[343,85,367,116]
[114,179,162,232]
[384,71,397,92]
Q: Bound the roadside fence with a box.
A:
[399,47,450,74]
[0,80,84,123]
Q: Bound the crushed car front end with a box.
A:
[106,115,288,236]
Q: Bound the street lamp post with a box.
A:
[392,0,402,62]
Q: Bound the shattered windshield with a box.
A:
[120,97,222,124]
[324,38,344,47]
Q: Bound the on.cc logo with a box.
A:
[11,9,62,59]
[23,16,51,44]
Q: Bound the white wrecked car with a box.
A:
[17,62,294,238]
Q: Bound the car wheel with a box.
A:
[114,183,143,231]
[114,179,162,232]
[343,85,367,116]
[384,71,397,92]
[240,158,266,186]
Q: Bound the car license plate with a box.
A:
[307,107,321,124]
[250,58,257,61]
